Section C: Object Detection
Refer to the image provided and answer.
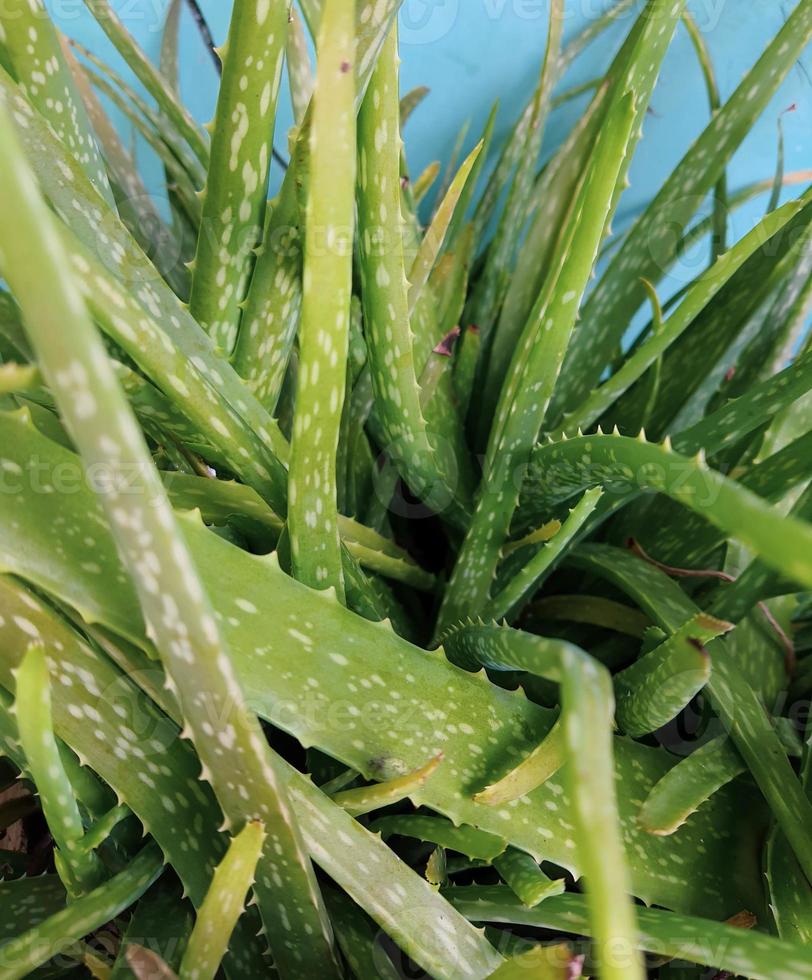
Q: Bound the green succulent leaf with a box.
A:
[492,848,565,909]
[0,0,113,205]
[0,98,339,979]
[289,0,357,598]
[516,433,812,590]
[638,736,747,836]
[370,815,508,863]
[613,613,731,737]
[82,0,209,167]
[572,543,812,889]
[0,844,163,980]
[189,0,289,352]
[357,25,470,528]
[552,0,812,421]
[0,412,769,918]
[449,885,812,980]
[178,821,265,980]
[443,623,645,980]
[438,86,637,633]
[332,754,443,817]
[12,643,105,897]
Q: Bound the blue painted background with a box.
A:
[47,0,812,295]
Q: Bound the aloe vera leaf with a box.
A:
[488,0,687,415]
[209,718,506,974]
[454,324,480,419]
[767,736,812,944]
[707,484,812,627]
[412,161,439,205]
[58,226,289,514]
[332,754,443,817]
[449,885,812,980]
[473,0,621,263]
[638,736,747,836]
[231,1,404,412]
[529,595,650,638]
[189,0,288,352]
[0,70,289,476]
[469,106,527,244]
[61,44,186,298]
[161,470,433,590]
[160,0,182,93]
[80,804,131,855]
[423,844,446,888]
[485,488,603,623]
[552,1,812,421]
[572,543,812,887]
[0,0,114,207]
[111,881,193,980]
[470,0,563,337]
[178,822,265,980]
[0,575,249,897]
[0,583,475,978]
[289,0,356,597]
[0,876,68,944]
[74,58,202,229]
[322,888,401,980]
[287,5,313,125]
[729,279,812,428]
[632,278,665,430]
[485,944,573,980]
[0,843,163,980]
[69,39,206,190]
[82,0,208,167]
[0,430,761,928]
[447,108,496,250]
[400,85,429,127]
[357,27,469,527]
[0,108,339,977]
[682,11,727,260]
[161,471,282,537]
[483,90,607,411]
[12,644,105,897]
[515,432,812,588]
[556,0,636,73]
[0,673,113,822]
[371,815,507,862]
[443,624,644,980]
[0,561,503,977]
[674,348,812,458]
[231,172,303,413]
[559,197,806,436]
[0,416,769,919]
[431,227,474,339]
[613,614,731,737]
[473,720,565,807]
[655,224,812,438]
[292,787,504,980]
[492,848,564,909]
[409,142,482,316]
[767,106,793,215]
[672,169,812,268]
[436,92,640,633]
[0,584,275,980]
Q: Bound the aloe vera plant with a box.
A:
[0,1,811,978]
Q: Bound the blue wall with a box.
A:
[47,0,812,295]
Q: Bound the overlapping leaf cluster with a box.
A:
[0,1,811,978]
